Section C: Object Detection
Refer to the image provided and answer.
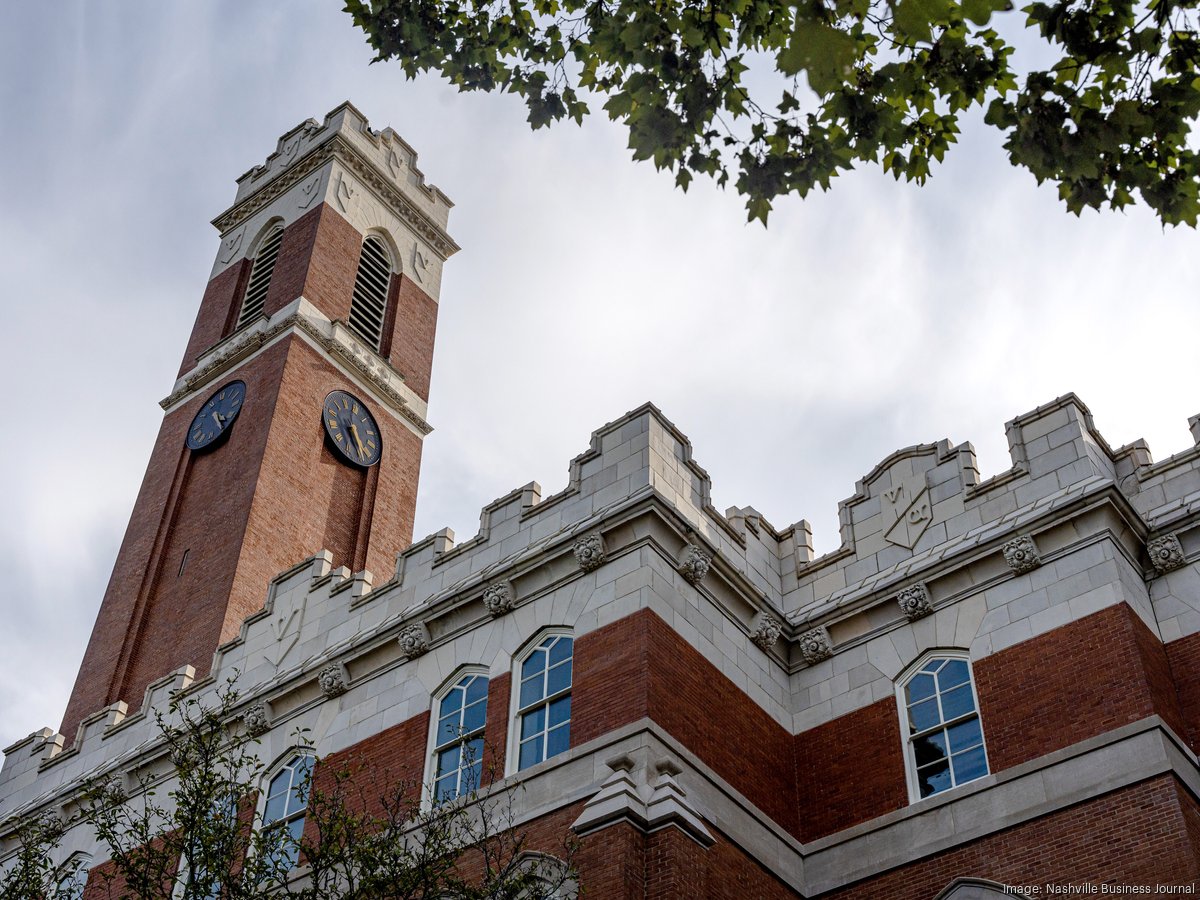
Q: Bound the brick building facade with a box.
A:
[3,106,1200,898]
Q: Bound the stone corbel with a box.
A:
[750,613,783,652]
[798,626,833,665]
[1147,533,1186,574]
[1002,534,1042,574]
[572,532,607,572]
[397,622,431,659]
[896,583,933,621]
[317,663,348,698]
[482,580,516,617]
[243,702,270,737]
[677,543,713,586]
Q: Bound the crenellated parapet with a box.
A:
[6,393,1200,843]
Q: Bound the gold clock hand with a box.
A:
[350,423,367,458]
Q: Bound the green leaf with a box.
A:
[777,18,858,95]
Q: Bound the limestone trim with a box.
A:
[316,664,348,698]
[676,543,713,585]
[1002,534,1042,574]
[1147,533,1186,573]
[481,580,516,617]
[895,582,933,621]
[397,622,431,659]
[750,613,784,652]
[160,298,432,436]
[212,134,460,261]
[242,702,270,737]
[571,532,607,573]
[798,627,833,665]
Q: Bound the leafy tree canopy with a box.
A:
[344,0,1200,224]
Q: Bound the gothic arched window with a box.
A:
[260,753,313,872]
[429,670,489,804]
[512,633,573,772]
[347,235,393,350]
[897,652,989,801]
[236,222,284,329]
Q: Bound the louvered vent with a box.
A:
[348,236,392,350]
[236,225,284,329]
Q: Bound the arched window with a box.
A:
[898,653,989,801]
[514,634,573,772]
[56,853,91,900]
[430,671,489,804]
[237,223,284,329]
[260,754,313,871]
[347,235,393,350]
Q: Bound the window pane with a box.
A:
[264,789,287,825]
[947,717,983,753]
[549,695,571,727]
[521,706,545,740]
[938,659,969,690]
[912,730,948,769]
[547,661,571,696]
[437,745,461,778]
[548,637,573,666]
[435,773,457,803]
[921,659,942,674]
[440,686,464,715]
[908,698,940,732]
[522,649,547,679]
[519,675,544,709]
[546,723,570,758]
[906,673,936,704]
[464,760,483,793]
[940,684,976,720]
[437,714,461,746]
[462,698,487,734]
[464,736,484,768]
[519,737,542,770]
[465,675,489,704]
[287,817,305,843]
[952,746,988,784]
[917,759,952,798]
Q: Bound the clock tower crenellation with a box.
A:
[61,104,457,742]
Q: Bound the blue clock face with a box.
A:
[186,381,247,451]
[322,390,382,467]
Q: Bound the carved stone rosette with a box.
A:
[1147,533,1186,574]
[896,583,933,621]
[1003,534,1042,574]
[482,580,515,617]
[397,623,430,659]
[750,614,783,651]
[677,545,713,585]
[572,532,607,572]
[243,702,270,737]
[798,627,833,665]
[317,664,347,698]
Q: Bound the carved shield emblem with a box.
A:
[881,474,934,549]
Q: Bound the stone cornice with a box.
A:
[160,300,431,435]
[210,135,460,261]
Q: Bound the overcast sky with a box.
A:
[1,3,1198,752]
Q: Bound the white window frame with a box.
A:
[895,649,990,804]
[56,852,92,900]
[507,629,574,775]
[253,750,315,877]
[423,665,491,807]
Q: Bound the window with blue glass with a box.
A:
[261,754,313,871]
[432,672,489,803]
[516,635,572,771]
[900,655,988,800]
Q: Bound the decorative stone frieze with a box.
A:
[243,702,270,737]
[317,664,347,698]
[1003,534,1042,574]
[482,580,516,617]
[677,544,713,585]
[397,622,430,659]
[572,532,607,572]
[896,583,933,621]
[1147,534,1186,573]
[798,627,833,665]
[750,614,783,651]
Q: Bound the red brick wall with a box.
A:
[385,276,438,401]
[823,775,1200,898]
[574,609,801,836]
[64,336,426,740]
[976,603,1185,771]
[311,713,430,823]
[482,672,511,782]
[795,698,909,841]
[178,259,249,376]
[1166,631,1200,751]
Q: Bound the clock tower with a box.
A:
[61,104,458,741]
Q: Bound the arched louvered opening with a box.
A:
[348,235,393,350]
[236,224,284,329]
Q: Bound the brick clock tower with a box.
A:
[61,104,458,741]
